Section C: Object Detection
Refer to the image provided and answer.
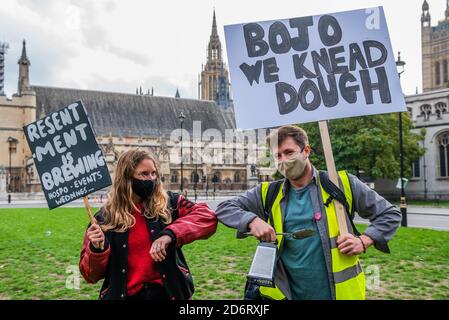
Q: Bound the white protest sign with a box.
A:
[224,7,406,129]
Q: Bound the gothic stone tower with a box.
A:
[200,10,231,105]
[421,0,449,92]
[0,40,36,193]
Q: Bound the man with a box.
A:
[215,125,401,300]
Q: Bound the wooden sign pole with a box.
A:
[318,121,349,235]
[83,196,97,225]
[83,196,104,250]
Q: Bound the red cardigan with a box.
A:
[79,195,217,296]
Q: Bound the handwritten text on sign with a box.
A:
[23,101,112,209]
[224,7,406,129]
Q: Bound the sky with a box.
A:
[0,0,445,99]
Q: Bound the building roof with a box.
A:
[31,85,236,138]
[405,88,449,103]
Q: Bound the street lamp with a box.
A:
[205,170,209,200]
[178,112,186,192]
[7,137,18,195]
[212,173,219,200]
[396,52,407,227]
[193,163,198,202]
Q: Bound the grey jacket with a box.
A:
[215,167,402,300]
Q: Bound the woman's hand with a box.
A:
[150,235,173,262]
[87,224,105,250]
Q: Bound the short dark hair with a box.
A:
[266,125,309,150]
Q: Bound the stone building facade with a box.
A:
[0,38,274,198]
[406,90,449,199]
[421,0,449,91]
[0,41,35,195]
[360,2,449,200]
[375,89,449,200]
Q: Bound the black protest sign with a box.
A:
[23,100,112,209]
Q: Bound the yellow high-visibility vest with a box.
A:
[258,170,366,300]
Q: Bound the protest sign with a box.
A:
[23,100,112,209]
[224,7,406,129]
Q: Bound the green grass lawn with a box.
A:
[1,207,449,300]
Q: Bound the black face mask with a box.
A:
[131,178,156,200]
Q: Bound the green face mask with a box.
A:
[276,151,308,181]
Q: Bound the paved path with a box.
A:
[1,199,448,231]
[353,206,449,231]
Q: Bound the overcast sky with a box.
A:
[0,0,445,99]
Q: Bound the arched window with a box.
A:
[444,60,448,83]
[190,171,200,183]
[234,172,241,183]
[171,171,178,183]
[209,75,213,99]
[436,61,441,85]
[213,77,218,99]
[437,132,449,177]
[212,48,218,60]
[420,104,432,120]
[212,172,221,183]
[435,102,448,119]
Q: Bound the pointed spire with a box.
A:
[211,9,218,36]
[17,39,31,95]
[421,0,430,25]
[18,40,30,65]
[39,103,46,119]
[446,0,449,19]
[175,88,180,98]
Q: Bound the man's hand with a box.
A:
[87,224,105,250]
[337,234,373,256]
[248,217,277,242]
[150,235,173,262]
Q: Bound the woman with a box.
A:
[79,149,217,300]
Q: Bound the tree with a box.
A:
[299,113,425,180]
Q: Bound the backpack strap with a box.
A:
[262,179,283,223]
[318,171,360,236]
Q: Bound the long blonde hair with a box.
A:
[101,149,172,232]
